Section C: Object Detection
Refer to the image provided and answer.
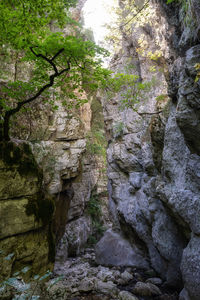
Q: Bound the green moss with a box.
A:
[86,191,106,242]
[0,141,56,263]
[26,192,56,263]
[26,192,55,226]
[0,141,42,178]
[0,141,21,165]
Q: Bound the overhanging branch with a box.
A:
[121,0,150,28]
[2,47,71,140]
[137,110,163,115]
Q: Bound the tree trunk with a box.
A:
[3,114,10,141]
[0,113,10,141]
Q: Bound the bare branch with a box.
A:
[137,110,163,116]
[121,0,150,28]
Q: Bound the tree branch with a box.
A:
[121,0,150,28]
[51,48,65,61]
[137,110,163,116]
[2,48,71,140]
[73,57,85,70]
[30,46,59,74]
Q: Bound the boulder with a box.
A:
[119,291,139,300]
[146,277,162,286]
[179,288,191,300]
[133,282,161,297]
[95,229,149,269]
[95,280,118,296]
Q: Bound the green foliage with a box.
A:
[87,194,102,219]
[104,72,155,111]
[0,0,77,49]
[166,0,176,3]
[0,0,111,141]
[86,96,107,161]
[0,263,62,300]
[155,94,168,102]
[105,0,151,49]
[86,130,107,160]
[86,193,105,244]
[86,235,97,246]
[195,63,200,82]
[113,121,125,139]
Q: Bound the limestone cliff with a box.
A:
[0,141,54,280]
[0,0,108,280]
[97,1,200,299]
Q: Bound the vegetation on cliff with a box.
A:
[0,0,111,141]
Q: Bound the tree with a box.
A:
[0,0,110,141]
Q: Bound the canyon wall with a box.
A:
[97,0,200,299]
[0,0,108,279]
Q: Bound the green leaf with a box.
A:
[4,253,14,261]
[21,266,31,274]
[39,270,52,281]
[13,271,20,276]
[5,277,30,292]
[166,0,176,3]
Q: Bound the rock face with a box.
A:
[0,0,108,280]
[100,1,200,299]
[0,141,54,280]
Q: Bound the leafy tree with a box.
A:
[0,0,110,141]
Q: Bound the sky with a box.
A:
[83,0,117,45]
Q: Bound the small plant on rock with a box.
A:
[86,193,106,245]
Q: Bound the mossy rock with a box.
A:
[0,142,42,199]
[25,192,56,262]
[0,141,56,279]
[0,141,42,178]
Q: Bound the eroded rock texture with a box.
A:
[99,1,200,299]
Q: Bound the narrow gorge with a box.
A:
[0,0,200,299]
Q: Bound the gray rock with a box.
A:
[146,277,162,286]
[95,280,118,296]
[179,288,191,300]
[120,270,133,283]
[181,235,200,300]
[185,45,200,76]
[95,230,149,269]
[119,291,139,300]
[78,278,94,292]
[56,216,92,260]
[129,172,142,193]
[101,2,200,299]
[133,282,162,296]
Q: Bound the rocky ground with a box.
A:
[46,248,179,300]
